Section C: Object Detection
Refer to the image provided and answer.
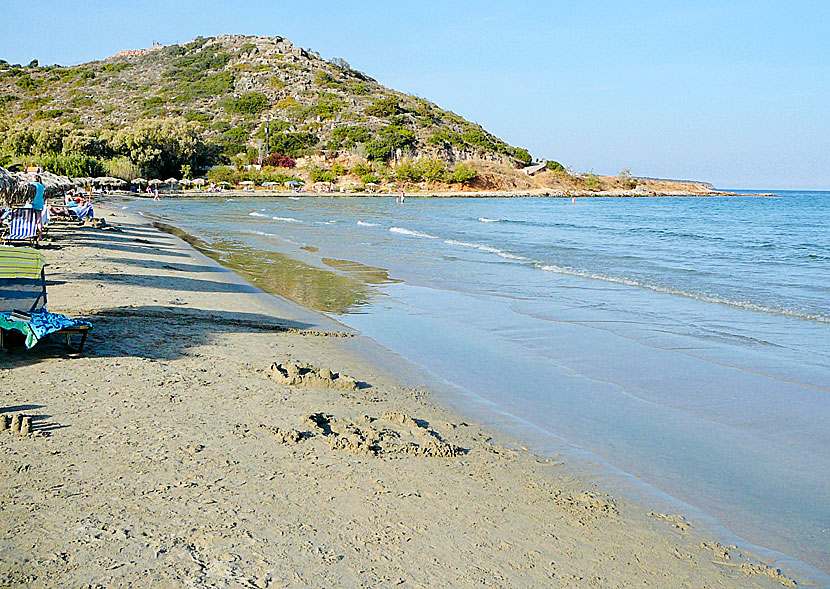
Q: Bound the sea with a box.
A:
[125,191,830,581]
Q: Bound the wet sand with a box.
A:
[0,208,803,587]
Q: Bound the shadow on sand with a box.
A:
[1,306,324,367]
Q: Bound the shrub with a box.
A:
[34,109,69,120]
[276,97,299,109]
[364,96,403,117]
[256,152,296,168]
[347,81,371,95]
[447,163,477,184]
[315,71,342,88]
[268,132,318,157]
[308,167,335,183]
[363,125,416,161]
[395,158,446,182]
[173,70,235,103]
[224,92,269,115]
[329,126,371,149]
[15,75,38,91]
[101,62,132,74]
[546,160,565,173]
[0,95,19,110]
[351,162,372,177]
[330,163,347,177]
[184,111,212,124]
[584,171,601,191]
[508,147,533,165]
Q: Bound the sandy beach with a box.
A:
[0,207,803,587]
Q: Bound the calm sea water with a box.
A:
[127,192,830,579]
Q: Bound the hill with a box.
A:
[0,35,716,194]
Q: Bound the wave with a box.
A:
[357,221,379,227]
[478,217,500,223]
[390,227,439,239]
[444,239,530,262]
[537,263,829,324]
[249,211,301,223]
[288,196,300,200]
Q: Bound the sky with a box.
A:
[2,0,829,189]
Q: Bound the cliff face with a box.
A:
[0,34,532,167]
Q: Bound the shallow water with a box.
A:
[128,192,830,578]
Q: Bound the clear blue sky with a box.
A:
[3,0,829,189]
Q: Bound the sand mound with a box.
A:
[269,361,359,391]
[291,412,465,457]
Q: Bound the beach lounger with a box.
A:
[1,208,39,246]
[51,203,93,223]
[0,246,91,352]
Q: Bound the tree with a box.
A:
[546,160,566,173]
[618,168,636,189]
[330,57,350,72]
[110,117,211,178]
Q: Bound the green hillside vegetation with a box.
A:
[0,34,536,183]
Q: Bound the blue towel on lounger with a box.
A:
[0,309,91,349]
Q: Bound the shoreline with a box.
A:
[125,188,759,199]
[0,204,815,586]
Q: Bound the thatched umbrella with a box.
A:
[180,178,192,186]
[0,166,33,206]
[148,179,163,186]
[15,170,74,198]
[131,178,147,186]
[164,178,179,185]
[192,178,206,186]
[239,180,255,186]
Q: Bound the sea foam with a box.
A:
[390,227,439,239]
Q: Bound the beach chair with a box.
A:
[51,202,93,223]
[1,208,39,246]
[0,246,91,352]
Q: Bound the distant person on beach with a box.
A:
[153,187,160,201]
[398,188,405,203]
